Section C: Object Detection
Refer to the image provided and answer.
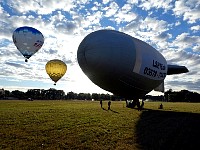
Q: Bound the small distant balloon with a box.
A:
[45,59,67,85]
[12,26,44,62]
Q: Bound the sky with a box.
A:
[0,0,200,96]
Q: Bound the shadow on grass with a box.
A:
[135,109,200,150]
[102,107,108,111]
[101,107,119,113]
[110,109,119,113]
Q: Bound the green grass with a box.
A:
[0,100,200,150]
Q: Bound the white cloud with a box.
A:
[173,0,189,16]
[120,20,140,32]
[0,4,3,13]
[140,17,169,33]
[183,9,200,24]
[139,0,173,11]
[114,11,137,24]
[173,0,200,24]
[164,50,200,92]
[191,25,200,31]
[91,6,98,11]
[155,32,172,42]
[104,1,119,17]
[102,0,110,5]
[104,26,115,30]
[127,0,138,4]
[121,4,132,12]
[193,45,200,52]
[86,11,103,24]
[6,0,75,15]
[175,21,181,26]
[171,33,200,51]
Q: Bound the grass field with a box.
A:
[0,100,200,150]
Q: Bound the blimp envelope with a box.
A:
[77,30,167,97]
[77,30,188,99]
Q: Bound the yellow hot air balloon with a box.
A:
[45,59,67,85]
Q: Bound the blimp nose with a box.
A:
[77,32,116,78]
[77,30,136,79]
[77,30,138,95]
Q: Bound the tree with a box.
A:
[11,90,26,99]
[164,89,173,101]
[0,89,5,99]
[66,91,75,99]
[26,89,41,100]
[92,93,99,100]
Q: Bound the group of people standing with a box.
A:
[100,100,145,111]
[100,100,164,111]
[137,100,144,111]
[100,100,111,110]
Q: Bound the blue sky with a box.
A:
[0,0,200,95]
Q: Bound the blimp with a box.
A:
[77,30,188,107]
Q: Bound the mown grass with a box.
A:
[0,100,200,150]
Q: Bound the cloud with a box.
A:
[191,25,200,32]
[165,79,199,92]
[175,21,181,26]
[183,8,200,24]
[102,0,110,5]
[127,0,138,4]
[44,49,58,55]
[114,9,138,24]
[165,50,200,65]
[103,1,119,17]
[139,0,173,11]
[5,61,28,69]
[155,32,172,41]
[171,33,200,52]
[173,0,200,24]
[6,0,75,15]
[193,45,200,52]
[121,15,169,40]
[176,33,198,43]
[120,20,140,32]
[54,21,77,34]
[140,17,169,33]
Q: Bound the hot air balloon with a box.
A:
[12,26,44,62]
[45,59,67,85]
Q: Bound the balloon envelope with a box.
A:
[12,26,44,62]
[45,59,67,85]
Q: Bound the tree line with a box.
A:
[0,88,119,101]
[0,88,200,102]
[145,89,200,102]
[164,89,200,102]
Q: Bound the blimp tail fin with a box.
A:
[167,65,189,75]
[154,82,164,93]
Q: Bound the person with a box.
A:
[140,100,144,110]
[108,101,111,110]
[100,99,103,108]
[137,101,141,111]
[159,103,163,109]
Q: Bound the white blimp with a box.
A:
[77,30,189,107]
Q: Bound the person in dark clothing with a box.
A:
[159,103,163,109]
[100,99,103,108]
[140,100,144,110]
[137,101,141,111]
[108,101,111,110]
